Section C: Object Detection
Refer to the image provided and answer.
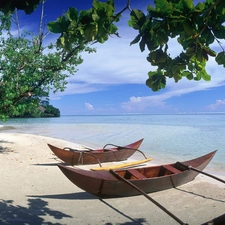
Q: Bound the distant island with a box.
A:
[38,104,60,118]
[10,102,60,118]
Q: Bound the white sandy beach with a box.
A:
[0,132,225,225]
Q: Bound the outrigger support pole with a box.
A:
[109,169,188,225]
[177,162,225,184]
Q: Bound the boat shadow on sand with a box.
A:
[27,188,225,225]
[28,187,225,203]
[1,193,148,225]
[27,192,97,200]
[27,193,147,225]
[175,187,225,203]
[0,198,72,225]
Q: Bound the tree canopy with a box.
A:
[0,0,225,120]
[47,0,225,91]
[128,0,225,91]
[11,100,60,118]
[0,0,120,120]
[0,0,41,15]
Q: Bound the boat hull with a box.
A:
[48,139,143,165]
[58,150,217,198]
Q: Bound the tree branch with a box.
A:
[195,0,221,39]
[11,9,21,37]
[37,0,48,52]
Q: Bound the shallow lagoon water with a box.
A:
[1,114,225,175]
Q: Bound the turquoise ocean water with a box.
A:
[1,114,225,175]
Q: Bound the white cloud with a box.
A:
[121,66,225,113]
[51,29,225,96]
[85,103,95,110]
[206,99,225,111]
[49,82,106,100]
[46,13,225,113]
[69,37,152,84]
[50,30,154,100]
[122,95,166,112]
[50,36,225,112]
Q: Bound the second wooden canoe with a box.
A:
[48,138,144,165]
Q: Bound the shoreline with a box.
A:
[0,132,225,225]
[1,123,224,175]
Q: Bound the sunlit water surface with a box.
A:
[1,114,225,175]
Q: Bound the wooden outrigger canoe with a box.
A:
[58,150,217,198]
[48,139,144,166]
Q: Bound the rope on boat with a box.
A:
[77,152,84,165]
[75,151,102,167]
[103,144,148,159]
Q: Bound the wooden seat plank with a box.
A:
[163,165,181,174]
[128,169,146,179]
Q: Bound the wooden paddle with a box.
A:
[177,162,225,184]
[110,169,188,225]
[63,146,94,152]
[91,158,153,171]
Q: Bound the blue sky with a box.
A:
[18,0,225,115]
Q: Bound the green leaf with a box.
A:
[84,23,97,41]
[173,72,182,82]
[48,15,70,34]
[66,7,78,22]
[203,47,216,57]
[147,49,167,65]
[92,12,99,21]
[187,73,194,80]
[139,37,146,52]
[201,27,214,45]
[146,70,166,91]
[155,0,172,13]
[194,73,201,81]
[216,52,225,66]
[79,10,92,24]
[154,29,169,46]
[196,50,207,63]
[182,71,193,80]
[183,19,195,35]
[0,0,41,15]
[130,34,141,46]
[186,46,196,56]
[140,20,151,35]
[48,21,64,33]
[57,16,70,32]
[195,60,203,71]
[108,24,118,35]
[129,9,146,30]
[200,70,211,81]
[183,0,194,9]
[194,2,205,12]
[213,26,225,39]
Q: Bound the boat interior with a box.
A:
[118,162,187,180]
